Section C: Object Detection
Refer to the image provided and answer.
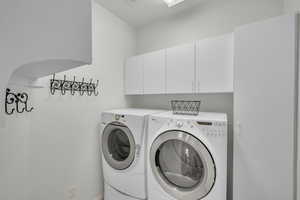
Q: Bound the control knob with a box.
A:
[176,121,184,128]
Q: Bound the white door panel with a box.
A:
[234,15,296,200]
[125,56,143,95]
[197,34,234,93]
[143,50,166,94]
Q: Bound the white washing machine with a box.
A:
[100,109,164,200]
[147,111,227,200]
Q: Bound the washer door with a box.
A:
[150,131,216,200]
[102,122,136,170]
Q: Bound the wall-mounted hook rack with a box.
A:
[5,88,34,115]
[50,74,99,96]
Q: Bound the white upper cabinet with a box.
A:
[166,43,196,94]
[143,50,166,94]
[197,34,234,93]
[125,56,144,95]
[124,34,234,95]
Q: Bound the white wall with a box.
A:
[0,2,136,200]
[0,86,31,200]
[284,0,300,13]
[27,2,136,200]
[133,0,283,120]
[0,0,92,112]
[136,0,283,53]
[0,0,286,199]
[131,1,283,199]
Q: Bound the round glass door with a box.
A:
[150,131,215,200]
[102,122,135,170]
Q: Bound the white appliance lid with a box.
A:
[151,111,227,122]
[102,108,166,117]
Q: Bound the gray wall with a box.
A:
[284,0,300,12]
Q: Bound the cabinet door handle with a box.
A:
[192,81,195,91]
[235,121,241,136]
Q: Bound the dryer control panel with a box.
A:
[166,119,227,137]
[199,121,227,137]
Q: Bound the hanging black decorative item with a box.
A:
[5,88,34,115]
[50,74,99,96]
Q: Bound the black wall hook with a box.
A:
[50,74,99,96]
[5,88,34,115]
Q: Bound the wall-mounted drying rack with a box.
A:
[50,74,99,96]
[5,88,34,115]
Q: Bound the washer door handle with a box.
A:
[136,144,141,157]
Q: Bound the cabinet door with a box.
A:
[234,15,296,200]
[143,50,166,94]
[197,34,233,93]
[166,43,196,94]
[124,56,143,95]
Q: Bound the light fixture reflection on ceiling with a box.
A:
[163,0,185,7]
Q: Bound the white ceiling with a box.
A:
[95,0,209,27]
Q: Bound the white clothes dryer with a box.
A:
[147,112,227,200]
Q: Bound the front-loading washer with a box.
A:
[100,108,164,200]
[147,111,227,200]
